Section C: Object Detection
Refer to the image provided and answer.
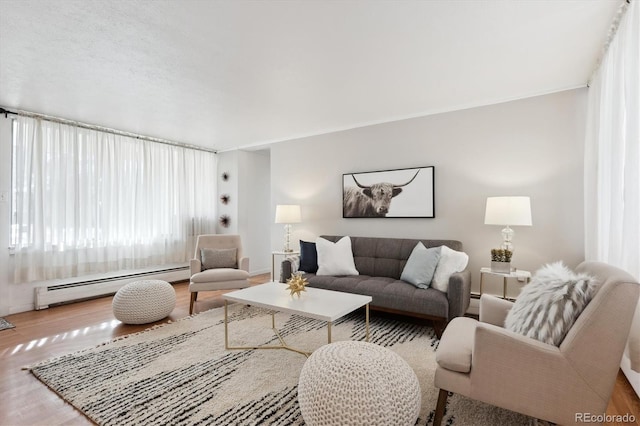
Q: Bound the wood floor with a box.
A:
[1,274,638,426]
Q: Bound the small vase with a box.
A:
[491,261,511,273]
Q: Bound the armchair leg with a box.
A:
[189,292,197,315]
[433,388,448,426]
[433,319,446,339]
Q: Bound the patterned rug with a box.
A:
[28,305,533,425]
[0,318,15,331]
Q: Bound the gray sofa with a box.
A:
[281,235,472,337]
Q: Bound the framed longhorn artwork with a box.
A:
[342,166,435,218]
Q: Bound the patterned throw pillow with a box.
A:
[505,261,596,346]
[200,248,237,270]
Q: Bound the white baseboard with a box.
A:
[10,303,35,315]
[250,268,270,277]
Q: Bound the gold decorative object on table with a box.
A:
[286,273,308,298]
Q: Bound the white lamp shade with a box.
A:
[484,197,532,226]
[275,204,301,224]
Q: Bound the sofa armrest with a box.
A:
[239,257,250,273]
[280,257,298,283]
[479,294,514,326]
[447,269,472,321]
[190,258,202,276]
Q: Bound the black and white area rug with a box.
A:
[0,318,15,331]
[28,305,533,425]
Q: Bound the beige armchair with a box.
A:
[433,261,640,426]
[189,234,250,314]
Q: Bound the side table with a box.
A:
[479,267,531,301]
[272,250,300,281]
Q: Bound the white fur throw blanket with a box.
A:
[505,262,596,346]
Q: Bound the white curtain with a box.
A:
[584,0,640,280]
[11,116,217,282]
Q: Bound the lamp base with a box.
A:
[501,225,514,251]
[283,224,292,253]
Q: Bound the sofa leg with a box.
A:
[433,319,446,339]
[189,292,197,315]
[433,388,448,426]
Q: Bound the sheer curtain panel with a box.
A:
[584,0,639,280]
[11,116,217,283]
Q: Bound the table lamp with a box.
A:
[275,204,301,252]
[484,196,532,252]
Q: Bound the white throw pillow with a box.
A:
[505,261,596,346]
[315,236,359,276]
[431,245,469,292]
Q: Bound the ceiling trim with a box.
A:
[0,106,217,154]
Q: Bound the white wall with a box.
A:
[238,150,271,275]
[270,89,587,294]
[217,149,271,275]
[216,150,240,235]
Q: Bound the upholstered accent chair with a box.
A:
[189,234,250,314]
[433,261,640,426]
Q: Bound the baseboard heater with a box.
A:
[34,264,190,310]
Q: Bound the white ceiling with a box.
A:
[0,0,620,151]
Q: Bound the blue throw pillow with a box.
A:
[400,242,441,289]
[299,240,318,273]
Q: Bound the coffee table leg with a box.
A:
[366,304,370,342]
[327,322,332,343]
[224,300,229,349]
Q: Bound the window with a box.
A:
[11,116,217,282]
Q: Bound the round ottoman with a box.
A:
[298,341,421,426]
[112,280,176,325]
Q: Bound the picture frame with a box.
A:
[342,166,435,218]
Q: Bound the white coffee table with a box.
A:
[223,281,372,356]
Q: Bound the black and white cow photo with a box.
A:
[342,166,435,218]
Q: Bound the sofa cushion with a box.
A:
[505,261,596,346]
[299,240,318,273]
[306,274,449,319]
[316,236,359,276]
[432,246,469,293]
[401,242,441,289]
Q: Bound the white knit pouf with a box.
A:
[112,280,176,325]
[298,341,421,426]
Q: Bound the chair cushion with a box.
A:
[504,261,596,346]
[191,268,249,283]
[436,316,476,373]
[201,248,237,269]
